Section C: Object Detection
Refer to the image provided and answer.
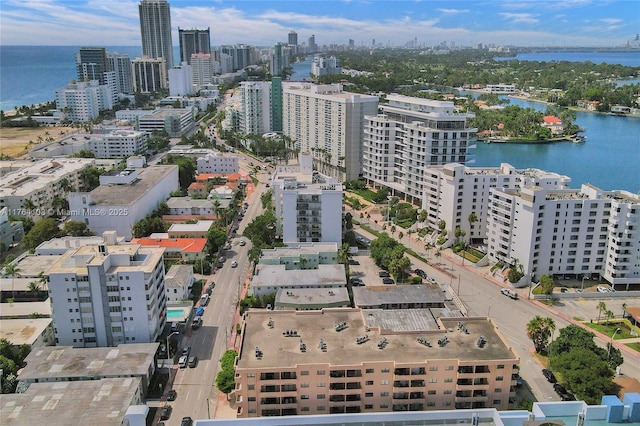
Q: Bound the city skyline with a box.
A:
[0,0,637,48]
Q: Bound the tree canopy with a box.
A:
[22,218,64,251]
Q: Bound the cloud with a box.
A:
[499,13,539,25]
[599,18,622,25]
[436,8,470,14]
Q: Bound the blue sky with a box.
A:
[0,0,638,47]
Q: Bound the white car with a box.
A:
[239,240,246,246]
[596,286,609,293]
[231,260,238,268]
[178,355,188,368]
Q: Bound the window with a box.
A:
[365,380,374,386]
[301,371,309,376]
[428,390,436,395]
[317,382,325,387]
[381,380,389,385]
[380,392,389,397]
[317,394,325,399]
[429,366,438,371]
[381,368,390,373]
[317,370,325,375]
[366,368,374,374]
[428,378,437,383]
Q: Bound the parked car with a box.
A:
[231,260,238,268]
[188,355,198,368]
[561,392,576,401]
[167,390,177,401]
[223,243,232,250]
[414,269,428,279]
[597,286,609,293]
[382,277,395,285]
[500,288,519,300]
[191,316,202,330]
[160,405,172,420]
[239,240,246,246]
[542,369,557,383]
[553,383,567,395]
[181,346,191,358]
[207,282,215,291]
[181,417,193,426]
[350,278,364,287]
[178,356,188,368]
[379,270,390,278]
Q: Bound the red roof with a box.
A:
[131,237,207,253]
[543,115,562,124]
[188,182,206,190]
[196,173,241,182]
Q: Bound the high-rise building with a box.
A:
[219,44,257,72]
[239,81,272,135]
[131,56,167,93]
[282,83,378,181]
[288,30,298,47]
[190,53,215,90]
[47,233,167,347]
[178,28,211,64]
[76,47,108,84]
[139,0,173,69]
[270,42,288,76]
[168,61,194,96]
[362,95,476,205]
[308,34,317,53]
[106,52,134,94]
[55,80,115,122]
[311,55,342,77]
[271,77,283,132]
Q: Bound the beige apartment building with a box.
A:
[234,308,519,418]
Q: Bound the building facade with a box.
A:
[139,0,173,69]
[362,95,476,206]
[422,163,571,246]
[234,309,519,417]
[55,80,115,122]
[196,152,239,174]
[486,184,640,289]
[178,27,211,64]
[76,47,108,84]
[106,52,134,94]
[47,237,167,347]
[272,154,343,245]
[190,53,215,90]
[132,56,167,93]
[311,55,342,77]
[239,81,272,135]
[68,166,179,240]
[137,108,195,137]
[0,158,95,221]
[168,61,194,96]
[282,83,379,181]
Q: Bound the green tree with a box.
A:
[206,227,227,258]
[22,218,64,251]
[79,166,105,191]
[369,234,402,270]
[539,274,555,295]
[597,301,607,323]
[2,263,21,300]
[526,315,556,353]
[550,347,616,404]
[165,155,197,190]
[62,221,93,237]
[216,349,238,394]
[337,243,352,278]
[549,324,623,370]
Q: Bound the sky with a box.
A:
[0,0,638,47]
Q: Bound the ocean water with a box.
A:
[494,51,640,67]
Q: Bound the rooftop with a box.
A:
[0,158,95,197]
[165,264,194,289]
[251,264,346,288]
[166,196,223,209]
[260,242,338,259]
[0,300,52,319]
[275,287,350,307]
[168,220,214,233]
[82,165,178,206]
[15,255,62,278]
[0,378,142,426]
[0,318,52,346]
[19,343,159,381]
[237,309,518,369]
[131,237,207,253]
[47,243,164,275]
[353,284,450,308]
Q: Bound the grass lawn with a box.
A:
[348,189,381,203]
[626,342,640,352]
[584,322,634,339]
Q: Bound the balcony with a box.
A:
[393,392,409,400]
[394,380,410,388]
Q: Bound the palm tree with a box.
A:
[3,263,21,301]
[28,281,42,300]
[526,315,556,353]
[597,301,607,323]
[605,310,614,330]
[337,243,352,278]
[468,212,478,243]
[434,248,442,265]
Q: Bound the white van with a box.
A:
[178,355,188,368]
[500,288,519,300]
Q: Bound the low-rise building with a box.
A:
[275,287,350,310]
[46,236,167,347]
[137,108,196,137]
[67,165,179,240]
[167,219,214,238]
[165,196,225,219]
[0,158,96,221]
[30,130,149,159]
[541,115,564,135]
[55,80,115,122]
[165,264,195,302]
[484,84,516,94]
[131,236,207,262]
[0,317,53,347]
[0,206,23,250]
[234,309,519,417]
[259,243,339,269]
[0,378,145,426]
[250,263,346,297]
[196,152,239,174]
[18,343,158,393]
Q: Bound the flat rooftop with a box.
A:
[0,300,51,319]
[353,284,449,308]
[15,254,61,277]
[0,378,142,426]
[168,220,214,233]
[167,196,219,209]
[275,287,350,307]
[85,165,177,206]
[260,243,338,259]
[251,264,346,288]
[0,159,94,197]
[237,309,518,369]
[35,235,106,254]
[0,318,52,346]
[19,343,159,381]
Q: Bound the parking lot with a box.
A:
[348,252,391,288]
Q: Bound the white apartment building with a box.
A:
[196,152,239,174]
[30,130,147,159]
[55,80,115,122]
[486,184,640,289]
[311,55,342,77]
[164,264,195,302]
[272,154,344,245]
[106,52,134,94]
[239,81,272,135]
[131,56,167,93]
[422,163,571,246]
[363,95,476,205]
[282,83,379,181]
[67,166,179,240]
[259,243,339,269]
[137,108,195,137]
[0,158,95,221]
[190,53,215,90]
[46,234,167,347]
[484,84,516,94]
[168,61,194,97]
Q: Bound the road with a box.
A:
[161,158,271,425]
[352,221,640,405]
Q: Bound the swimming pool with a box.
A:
[167,308,185,320]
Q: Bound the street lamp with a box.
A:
[581,276,589,292]
[166,331,179,364]
[608,327,621,360]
